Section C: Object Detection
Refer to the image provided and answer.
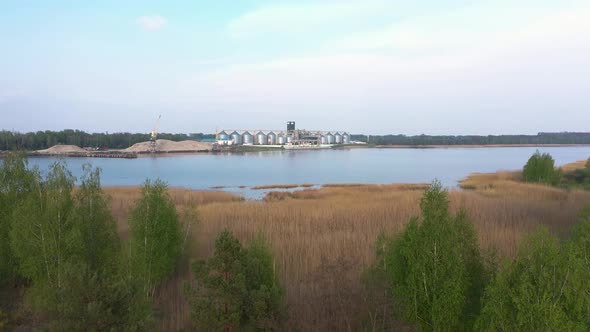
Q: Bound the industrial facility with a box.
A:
[216,121,350,148]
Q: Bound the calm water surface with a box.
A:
[28,147,590,199]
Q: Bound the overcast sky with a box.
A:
[1,0,589,135]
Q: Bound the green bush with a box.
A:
[476,227,590,331]
[381,181,485,331]
[522,151,559,184]
[189,230,283,331]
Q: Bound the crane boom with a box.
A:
[150,115,161,141]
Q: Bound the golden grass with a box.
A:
[252,184,300,190]
[103,186,241,240]
[252,183,315,190]
[106,174,590,331]
[560,159,589,172]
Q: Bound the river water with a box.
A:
[27,147,590,199]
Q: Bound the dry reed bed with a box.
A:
[252,183,314,190]
[106,176,590,331]
[560,159,588,172]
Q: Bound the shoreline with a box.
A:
[100,158,588,197]
[375,143,590,149]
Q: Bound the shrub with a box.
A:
[522,151,558,184]
[476,227,590,331]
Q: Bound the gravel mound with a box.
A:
[37,144,87,154]
[125,139,212,153]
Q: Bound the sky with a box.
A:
[1,0,589,135]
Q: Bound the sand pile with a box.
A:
[37,144,87,154]
[125,139,212,153]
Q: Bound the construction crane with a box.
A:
[150,115,161,153]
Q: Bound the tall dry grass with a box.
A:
[106,175,590,331]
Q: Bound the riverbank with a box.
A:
[376,143,590,149]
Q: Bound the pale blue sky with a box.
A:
[1,0,589,135]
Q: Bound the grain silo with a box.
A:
[326,133,335,144]
[230,131,242,145]
[342,133,350,144]
[242,131,253,145]
[267,132,277,145]
[218,131,230,141]
[255,131,267,145]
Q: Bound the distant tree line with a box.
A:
[0,130,216,151]
[352,132,590,145]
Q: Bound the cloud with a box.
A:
[227,0,403,39]
[177,6,590,127]
[136,15,167,31]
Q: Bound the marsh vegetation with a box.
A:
[1,152,589,331]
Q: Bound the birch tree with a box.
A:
[0,153,39,284]
[384,181,485,331]
[10,160,76,286]
[128,179,181,297]
[69,164,119,272]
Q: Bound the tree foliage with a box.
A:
[0,153,40,284]
[69,164,120,272]
[522,151,559,184]
[128,179,182,297]
[476,226,590,331]
[0,129,213,151]
[351,132,590,146]
[383,181,485,331]
[6,159,151,330]
[190,230,283,331]
[10,160,76,286]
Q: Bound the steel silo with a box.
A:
[277,134,286,145]
[320,135,328,145]
[334,133,343,144]
[230,131,242,145]
[342,133,350,144]
[242,131,253,145]
[267,132,277,145]
[255,132,267,145]
[326,133,335,144]
[218,131,230,141]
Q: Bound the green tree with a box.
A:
[522,150,558,184]
[8,161,151,330]
[243,235,283,330]
[476,227,590,331]
[10,160,76,286]
[190,230,283,331]
[360,232,398,331]
[565,208,590,327]
[191,230,247,330]
[0,153,40,285]
[9,160,78,328]
[68,164,119,272]
[56,164,151,331]
[128,179,182,297]
[384,181,485,331]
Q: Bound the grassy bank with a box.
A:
[103,161,590,330]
